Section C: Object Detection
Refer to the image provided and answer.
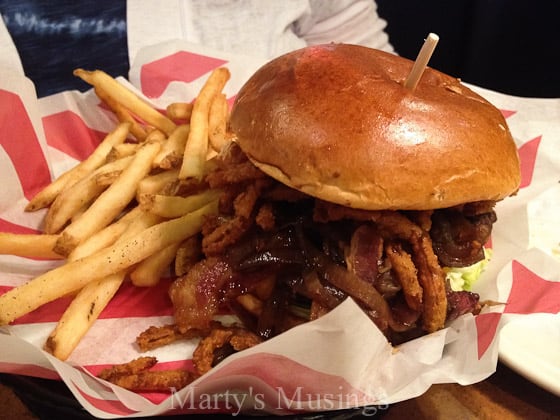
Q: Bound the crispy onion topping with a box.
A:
[168,143,493,351]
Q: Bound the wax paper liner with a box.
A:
[1,41,559,418]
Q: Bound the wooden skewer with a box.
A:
[404,33,440,90]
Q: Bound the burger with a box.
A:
[169,44,520,364]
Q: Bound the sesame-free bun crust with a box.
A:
[229,44,521,210]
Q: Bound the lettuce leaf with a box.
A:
[444,248,493,291]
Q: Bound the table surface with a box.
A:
[1,362,558,419]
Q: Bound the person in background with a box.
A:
[0,0,393,97]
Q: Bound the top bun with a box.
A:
[229,43,521,210]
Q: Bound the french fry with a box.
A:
[25,122,131,211]
[46,209,164,359]
[94,87,148,141]
[140,189,221,218]
[67,221,129,261]
[113,206,189,293]
[94,170,123,187]
[0,233,63,260]
[136,169,180,198]
[44,155,134,234]
[107,143,140,162]
[0,63,241,366]
[166,102,193,121]
[112,209,164,246]
[70,207,86,224]
[55,141,161,255]
[67,206,145,261]
[208,93,229,152]
[0,201,218,325]
[45,180,105,234]
[153,124,190,169]
[179,68,230,180]
[174,236,201,276]
[74,69,176,136]
[25,169,82,213]
[44,271,127,360]
[145,129,167,143]
[130,241,181,287]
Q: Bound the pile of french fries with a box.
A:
[0,67,231,361]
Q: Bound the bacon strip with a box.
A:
[313,202,448,333]
[169,257,233,332]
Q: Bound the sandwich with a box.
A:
[168,43,521,362]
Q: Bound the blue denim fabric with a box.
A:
[0,0,128,97]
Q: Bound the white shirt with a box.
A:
[127,0,393,65]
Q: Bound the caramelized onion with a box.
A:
[431,209,495,267]
[236,248,305,271]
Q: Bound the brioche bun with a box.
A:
[229,43,521,210]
